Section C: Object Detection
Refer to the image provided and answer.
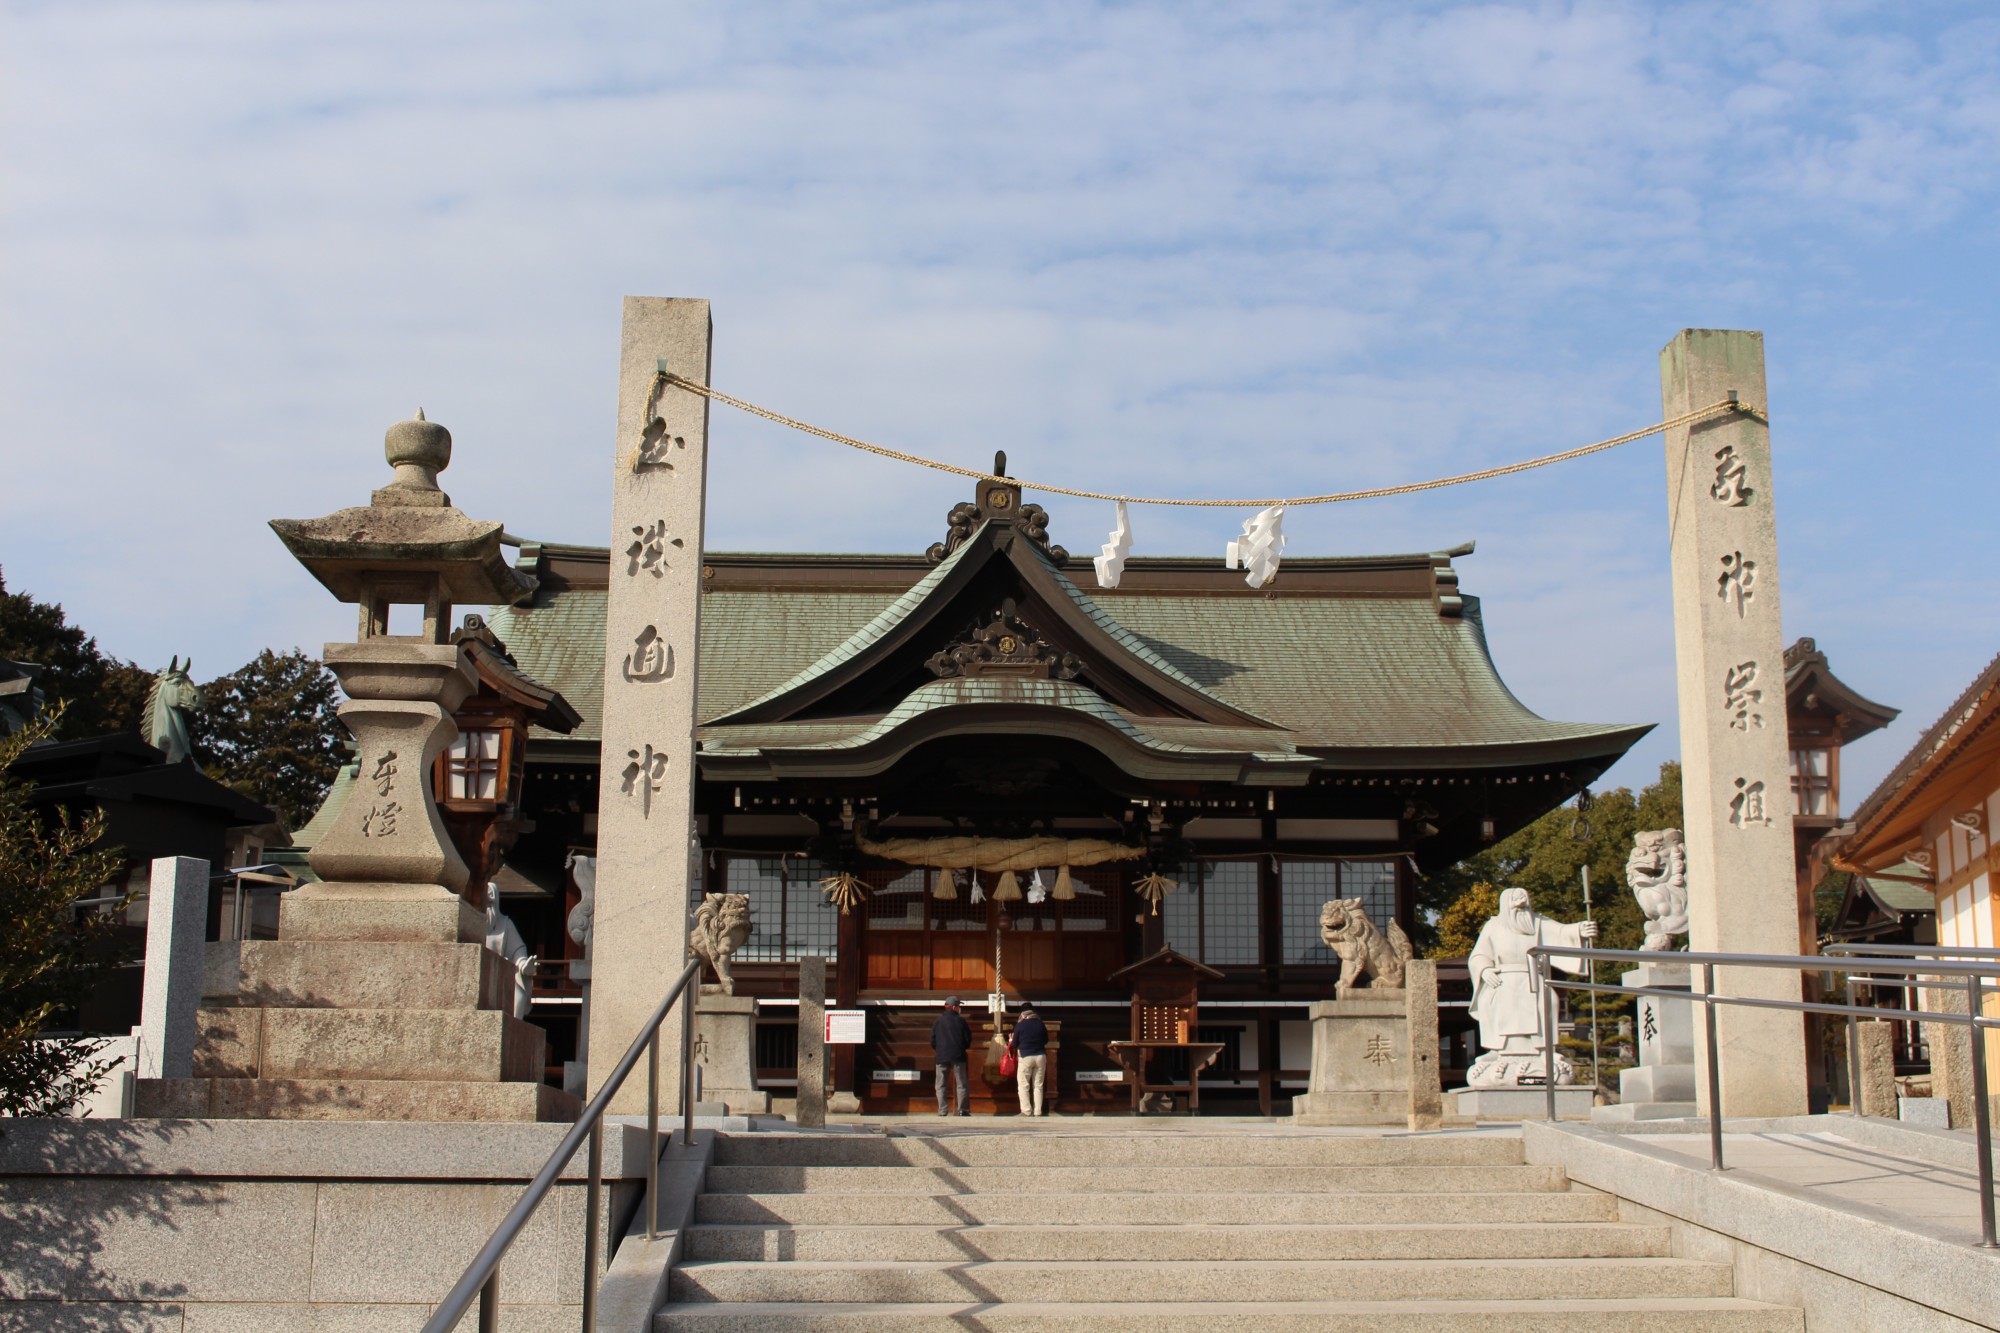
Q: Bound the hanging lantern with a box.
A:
[1052,865,1075,900]
[993,870,1022,902]
[1134,871,1177,916]
[820,872,868,916]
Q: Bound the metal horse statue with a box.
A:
[142,657,203,764]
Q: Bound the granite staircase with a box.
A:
[655,1128,1803,1331]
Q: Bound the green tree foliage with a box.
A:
[0,707,132,1116]
[1420,762,1684,956]
[197,649,345,828]
[0,568,150,739]
[1430,881,1499,959]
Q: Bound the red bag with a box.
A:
[1000,1043,1019,1077]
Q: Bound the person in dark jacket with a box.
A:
[1010,1003,1050,1115]
[931,996,973,1116]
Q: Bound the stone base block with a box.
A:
[260,1008,544,1082]
[1450,1087,1595,1121]
[279,882,484,944]
[1619,1062,1696,1104]
[1899,1095,1951,1128]
[238,940,510,1010]
[135,1077,580,1122]
[1291,1090,1406,1125]
[695,994,766,1119]
[195,1007,262,1078]
[1592,1101,1701,1123]
[829,1092,862,1114]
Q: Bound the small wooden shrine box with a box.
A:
[1106,947,1226,1112]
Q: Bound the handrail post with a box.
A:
[682,987,697,1146]
[1702,961,1724,1172]
[1846,976,1864,1117]
[1967,972,1996,1249]
[647,1026,660,1241]
[582,1119,603,1331]
[1541,952,1557,1122]
[478,1272,498,1333]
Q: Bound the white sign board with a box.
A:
[872,1069,924,1083]
[1075,1070,1125,1083]
[824,1009,865,1044]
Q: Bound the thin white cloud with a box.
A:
[3,0,1997,800]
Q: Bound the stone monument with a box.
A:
[481,881,537,1020]
[1293,900,1416,1125]
[1596,830,1699,1121]
[587,297,712,1115]
[1452,886,1596,1120]
[135,410,573,1120]
[689,891,768,1114]
[1662,329,1808,1116]
[562,851,595,1096]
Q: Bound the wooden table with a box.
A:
[1106,1040,1226,1113]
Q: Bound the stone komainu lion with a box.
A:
[1320,898,1414,989]
[689,892,753,995]
[1627,828,1689,951]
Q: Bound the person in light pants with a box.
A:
[1012,1003,1049,1116]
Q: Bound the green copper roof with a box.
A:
[484,542,1647,767]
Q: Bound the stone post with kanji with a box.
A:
[1661,329,1809,1117]
[587,297,713,1113]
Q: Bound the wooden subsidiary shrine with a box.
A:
[467,466,1649,1113]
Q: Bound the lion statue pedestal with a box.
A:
[1292,899,1429,1125]
[1593,961,1699,1123]
[689,892,770,1114]
[1291,992,1412,1125]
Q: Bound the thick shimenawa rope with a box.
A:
[654,372,1760,509]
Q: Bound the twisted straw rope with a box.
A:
[655,372,1758,509]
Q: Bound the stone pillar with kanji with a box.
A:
[586,297,713,1113]
[1661,329,1809,1117]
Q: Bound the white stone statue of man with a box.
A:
[482,882,538,1021]
[1465,886,1596,1088]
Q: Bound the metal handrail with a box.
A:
[423,959,704,1333]
[1528,944,1997,1249]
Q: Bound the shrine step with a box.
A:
[702,1163,1569,1195]
[685,1220,1674,1262]
[668,1256,1740,1304]
[709,1132,1525,1168]
[694,1187,1620,1227]
[656,1297,1803,1332]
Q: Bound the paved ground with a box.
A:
[1626,1130,1994,1245]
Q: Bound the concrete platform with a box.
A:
[1523,1116,2000,1331]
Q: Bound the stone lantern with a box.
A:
[132,412,576,1121]
[269,410,537,937]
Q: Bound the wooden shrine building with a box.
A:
[486,470,1651,1113]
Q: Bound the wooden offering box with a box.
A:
[1106,948,1225,1113]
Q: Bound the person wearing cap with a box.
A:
[931,996,973,1116]
[1010,1003,1050,1116]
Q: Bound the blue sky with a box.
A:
[3,2,1997,803]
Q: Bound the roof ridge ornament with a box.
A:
[926,454,1068,566]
